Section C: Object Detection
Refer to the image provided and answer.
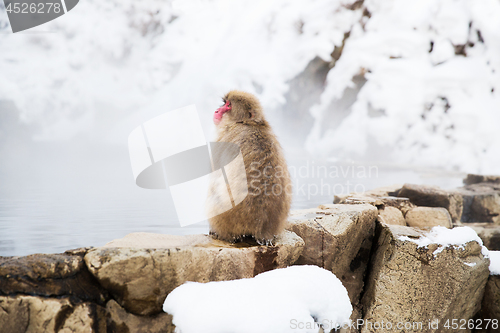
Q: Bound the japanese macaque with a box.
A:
[207,90,292,245]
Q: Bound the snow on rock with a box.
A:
[162,265,352,333]
[489,251,500,275]
[398,226,489,257]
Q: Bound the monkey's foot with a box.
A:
[209,231,247,244]
[255,238,274,246]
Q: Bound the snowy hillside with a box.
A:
[0,0,499,173]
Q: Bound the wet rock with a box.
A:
[468,223,500,250]
[378,206,406,226]
[84,231,304,316]
[0,249,108,304]
[455,183,500,224]
[0,295,106,333]
[477,275,500,333]
[398,183,463,222]
[362,223,489,333]
[463,174,500,186]
[287,204,378,304]
[405,207,452,229]
[107,299,173,333]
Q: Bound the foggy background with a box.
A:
[1,0,499,256]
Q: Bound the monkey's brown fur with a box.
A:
[207,90,292,244]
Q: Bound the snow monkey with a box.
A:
[207,90,292,245]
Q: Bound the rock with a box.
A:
[334,194,384,207]
[362,223,489,333]
[342,305,362,333]
[335,194,415,215]
[398,183,463,222]
[0,295,106,333]
[405,207,452,229]
[84,231,304,316]
[363,184,403,197]
[477,275,500,333]
[333,194,348,204]
[333,184,404,205]
[455,183,500,224]
[467,223,500,250]
[0,249,108,304]
[287,204,378,304]
[107,299,174,333]
[378,206,406,226]
[464,174,500,185]
[376,196,415,215]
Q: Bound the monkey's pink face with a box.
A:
[213,100,231,125]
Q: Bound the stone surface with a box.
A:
[405,207,452,229]
[333,195,384,207]
[398,183,464,222]
[335,194,415,216]
[287,204,378,304]
[455,183,500,224]
[340,305,362,333]
[362,223,489,333]
[363,184,403,197]
[463,174,500,186]
[0,295,106,333]
[333,185,403,204]
[0,249,108,304]
[376,196,415,215]
[84,231,304,316]
[477,275,500,333]
[378,206,406,226]
[468,223,500,250]
[107,299,173,333]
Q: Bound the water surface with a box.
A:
[0,142,464,256]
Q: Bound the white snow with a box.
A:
[0,0,353,143]
[398,226,489,257]
[162,265,352,333]
[489,251,500,275]
[305,0,500,173]
[1,0,500,173]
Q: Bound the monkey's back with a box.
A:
[208,122,292,242]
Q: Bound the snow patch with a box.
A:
[489,251,500,275]
[163,265,352,333]
[398,226,489,257]
[305,0,500,173]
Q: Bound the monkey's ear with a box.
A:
[249,112,253,119]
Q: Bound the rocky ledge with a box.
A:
[1,173,499,333]
[84,231,304,316]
